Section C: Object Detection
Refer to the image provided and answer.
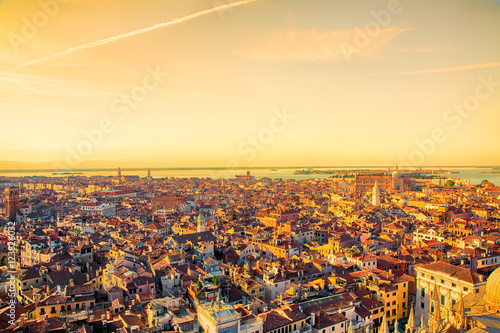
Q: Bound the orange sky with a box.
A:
[1,0,500,169]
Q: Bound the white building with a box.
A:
[80,202,116,217]
[430,178,470,187]
[347,254,377,271]
[197,301,241,333]
[415,261,487,325]
[412,228,445,243]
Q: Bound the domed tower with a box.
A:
[392,166,403,191]
[485,267,500,312]
[392,166,401,179]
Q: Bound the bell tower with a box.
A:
[4,187,20,222]
[372,181,380,206]
[197,213,206,232]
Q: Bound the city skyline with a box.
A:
[1,0,500,169]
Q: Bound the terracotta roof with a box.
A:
[313,311,347,329]
[258,311,293,332]
[417,261,486,284]
[172,231,216,245]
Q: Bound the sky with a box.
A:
[1,0,500,170]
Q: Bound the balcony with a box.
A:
[60,309,89,323]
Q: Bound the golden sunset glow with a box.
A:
[1,0,500,170]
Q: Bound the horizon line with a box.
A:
[0,165,497,173]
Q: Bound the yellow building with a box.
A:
[36,285,95,320]
[357,293,384,329]
[359,272,409,326]
[253,240,301,259]
[234,275,266,301]
[308,242,331,257]
[408,199,425,209]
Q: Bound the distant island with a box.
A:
[52,172,83,175]
[294,168,458,179]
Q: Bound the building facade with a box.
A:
[415,261,487,325]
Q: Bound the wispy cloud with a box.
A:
[233,27,412,63]
[399,46,445,54]
[339,61,500,79]
[285,61,500,85]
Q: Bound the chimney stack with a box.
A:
[251,300,258,315]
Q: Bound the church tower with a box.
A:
[4,187,20,222]
[197,213,206,232]
[372,181,380,206]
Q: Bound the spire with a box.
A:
[457,292,466,332]
[419,315,425,331]
[379,313,389,333]
[433,285,441,322]
[445,290,452,323]
[457,292,465,317]
[431,282,439,301]
[406,304,416,333]
[394,318,399,333]
[428,283,442,333]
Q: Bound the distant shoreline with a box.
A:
[0,165,496,173]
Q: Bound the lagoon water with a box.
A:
[1,167,499,185]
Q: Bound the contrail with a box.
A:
[12,0,257,71]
